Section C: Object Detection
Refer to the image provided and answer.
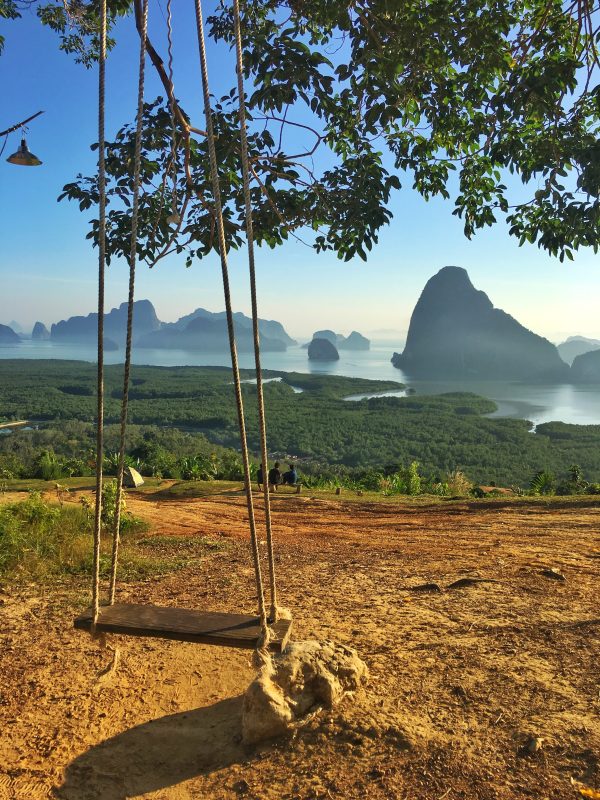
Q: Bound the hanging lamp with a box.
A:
[6,136,42,166]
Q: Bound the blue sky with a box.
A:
[1,2,599,343]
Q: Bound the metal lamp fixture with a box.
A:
[6,136,42,167]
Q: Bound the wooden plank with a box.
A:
[74,603,292,653]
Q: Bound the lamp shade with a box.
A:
[6,137,42,166]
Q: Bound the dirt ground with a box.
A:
[1,487,599,800]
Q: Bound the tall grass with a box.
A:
[0,492,92,580]
[0,491,223,583]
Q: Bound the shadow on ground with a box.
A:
[56,696,248,799]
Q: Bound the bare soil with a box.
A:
[1,488,599,800]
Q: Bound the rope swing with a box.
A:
[232,0,279,624]
[77,0,290,654]
[109,0,149,605]
[193,0,270,648]
[90,0,108,629]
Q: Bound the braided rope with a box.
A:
[108,0,149,604]
[166,0,179,221]
[232,0,278,622]
[193,0,270,645]
[92,0,108,626]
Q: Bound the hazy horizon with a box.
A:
[3,5,600,348]
[2,270,598,348]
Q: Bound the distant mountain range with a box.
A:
[4,284,600,384]
[2,301,297,353]
[557,336,600,365]
[138,307,297,352]
[392,267,570,381]
[302,329,370,351]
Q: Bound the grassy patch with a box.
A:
[154,480,244,499]
[1,476,163,494]
[111,534,229,581]
[137,534,227,553]
[0,492,210,583]
[0,493,93,580]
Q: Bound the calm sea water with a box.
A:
[1,340,599,426]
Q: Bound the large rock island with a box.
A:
[571,349,600,383]
[308,337,340,361]
[303,330,370,350]
[339,331,370,351]
[51,299,160,347]
[136,308,295,352]
[392,266,569,381]
[48,302,295,353]
[32,322,50,340]
[0,324,19,344]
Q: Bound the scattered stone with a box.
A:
[409,582,443,593]
[541,568,566,581]
[242,640,368,745]
[527,736,544,753]
[447,577,496,589]
[451,684,469,701]
[527,736,544,754]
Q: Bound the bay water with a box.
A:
[1,340,599,426]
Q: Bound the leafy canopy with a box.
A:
[7,0,600,262]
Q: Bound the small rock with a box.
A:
[242,639,368,745]
[409,582,443,593]
[527,736,544,753]
[541,568,565,581]
[447,577,495,589]
[233,779,250,793]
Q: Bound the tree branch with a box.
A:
[0,110,44,138]
[132,0,206,139]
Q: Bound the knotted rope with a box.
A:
[193,0,270,647]
[108,0,149,604]
[232,0,279,622]
[91,0,108,627]
[166,0,179,224]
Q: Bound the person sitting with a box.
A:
[268,461,282,492]
[282,463,298,486]
[256,463,264,491]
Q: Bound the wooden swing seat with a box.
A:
[74,603,292,652]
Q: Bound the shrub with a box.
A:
[529,470,556,496]
[101,480,145,535]
[33,449,66,480]
[446,470,472,496]
[0,492,91,578]
[556,463,590,495]
[381,462,422,495]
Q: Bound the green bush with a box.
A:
[101,480,146,535]
[33,450,66,480]
[0,492,91,578]
[529,470,556,496]
[381,462,422,496]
